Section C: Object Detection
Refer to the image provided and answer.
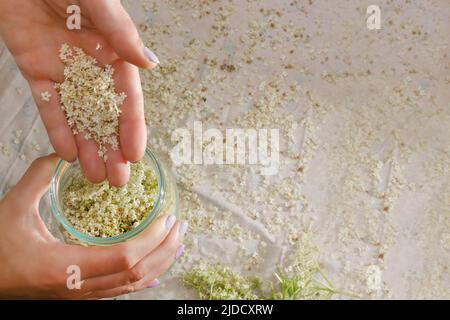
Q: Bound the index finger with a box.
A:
[113,60,147,163]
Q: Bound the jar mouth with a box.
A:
[49,148,165,245]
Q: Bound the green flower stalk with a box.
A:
[183,233,358,300]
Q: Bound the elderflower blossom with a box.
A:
[40,91,52,102]
[55,44,125,161]
[62,162,159,238]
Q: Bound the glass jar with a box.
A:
[44,148,179,246]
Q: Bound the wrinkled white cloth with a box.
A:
[0,0,449,300]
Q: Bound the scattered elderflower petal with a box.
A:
[40,91,52,102]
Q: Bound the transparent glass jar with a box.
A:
[44,148,179,246]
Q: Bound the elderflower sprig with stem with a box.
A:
[183,233,360,300]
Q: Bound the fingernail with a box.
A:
[179,220,188,237]
[147,279,160,289]
[143,46,160,64]
[175,244,185,259]
[165,215,176,230]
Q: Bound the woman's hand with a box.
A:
[0,155,187,299]
[0,0,158,186]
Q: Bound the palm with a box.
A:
[1,0,147,186]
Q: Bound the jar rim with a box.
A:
[49,148,166,245]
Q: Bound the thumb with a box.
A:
[83,0,159,69]
[10,154,60,205]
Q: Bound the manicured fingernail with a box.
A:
[179,221,188,237]
[175,244,185,259]
[143,46,160,64]
[147,279,160,289]
[165,215,176,230]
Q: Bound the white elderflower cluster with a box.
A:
[62,162,159,238]
[55,44,126,161]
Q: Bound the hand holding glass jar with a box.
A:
[0,154,187,299]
